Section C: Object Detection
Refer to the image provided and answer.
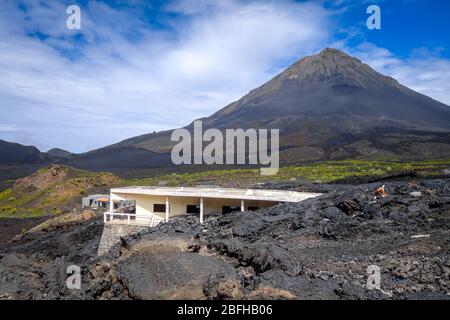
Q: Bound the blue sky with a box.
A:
[0,0,449,152]
[331,0,450,58]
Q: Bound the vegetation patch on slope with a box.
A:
[124,159,450,187]
[0,165,121,218]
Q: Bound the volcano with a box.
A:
[50,49,450,172]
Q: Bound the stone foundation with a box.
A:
[97,224,148,257]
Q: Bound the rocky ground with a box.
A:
[0,216,50,245]
[0,177,449,300]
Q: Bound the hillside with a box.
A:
[0,165,120,218]
[124,159,450,187]
[45,148,73,159]
[0,139,44,165]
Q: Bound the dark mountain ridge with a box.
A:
[0,139,44,165]
[45,148,73,159]
[2,48,450,175]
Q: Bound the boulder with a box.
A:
[116,241,236,299]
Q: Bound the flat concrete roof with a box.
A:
[110,186,322,203]
[83,194,109,199]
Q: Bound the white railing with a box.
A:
[104,212,163,227]
[104,212,133,224]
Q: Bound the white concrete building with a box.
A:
[82,194,110,209]
[104,186,321,226]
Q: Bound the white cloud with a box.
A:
[347,43,450,106]
[0,0,330,152]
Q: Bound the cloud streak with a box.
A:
[349,43,450,105]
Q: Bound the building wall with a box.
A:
[111,193,166,219]
[82,197,91,208]
[169,196,201,217]
[203,197,241,214]
[202,198,277,213]
[110,192,278,220]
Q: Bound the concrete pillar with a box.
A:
[200,197,204,224]
[165,196,170,222]
[241,199,245,212]
[109,192,114,212]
